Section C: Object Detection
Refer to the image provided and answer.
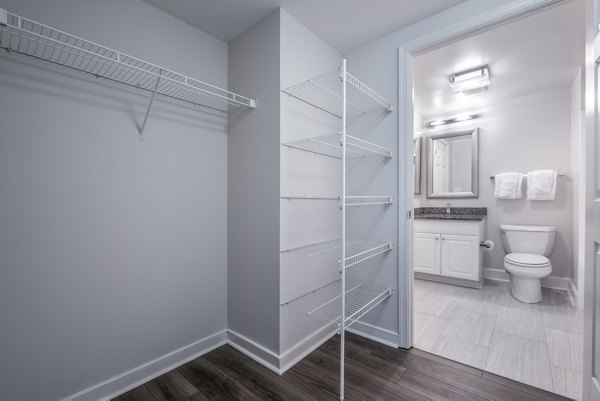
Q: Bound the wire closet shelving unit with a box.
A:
[0,9,256,138]
[281,59,394,400]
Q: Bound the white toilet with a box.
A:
[500,224,557,303]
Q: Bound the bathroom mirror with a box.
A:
[426,128,479,198]
[414,137,422,194]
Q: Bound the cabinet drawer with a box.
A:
[414,220,482,236]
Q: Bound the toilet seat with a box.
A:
[505,253,550,267]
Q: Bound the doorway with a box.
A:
[401,1,584,398]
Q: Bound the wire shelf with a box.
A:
[280,195,394,205]
[346,196,394,206]
[0,11,256,115]
[281,239,393,269]
[282,133,394,159]
[281,280,392,329]
[282,69,393,118]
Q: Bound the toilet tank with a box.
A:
[500,224,557,256]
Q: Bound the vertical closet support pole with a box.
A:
[139,68,163,140]
[339,58,347,401]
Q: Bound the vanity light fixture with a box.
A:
[425,113,478,129]
[449,66,490,93]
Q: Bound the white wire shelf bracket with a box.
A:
[281,280,392,330]
[0,10,256,137]
[282,133,394,159]
[280,195,394,205]
[282,69,393,119]
[280,239,393,269]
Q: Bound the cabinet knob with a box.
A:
[435,237,439,240]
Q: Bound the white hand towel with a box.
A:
[526,170,557,200]
[494,172,524,199]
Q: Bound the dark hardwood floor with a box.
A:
[113,332,572,401]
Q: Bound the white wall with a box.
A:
[0,1,229,400]
[228,10,281,356]
[415,90,573,278]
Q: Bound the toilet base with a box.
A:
[511,275,542,303]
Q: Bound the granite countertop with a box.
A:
[414,207,487,222]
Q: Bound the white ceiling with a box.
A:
[414,0,584,120]
[142,0,468,53]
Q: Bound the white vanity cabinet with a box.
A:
[414,219,485,287]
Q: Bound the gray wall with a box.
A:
[228,10,281,354]
[415,91,573,278]
[279,9,342,353]
[0,1,229,400]
[344,0,572,281]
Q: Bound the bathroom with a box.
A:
[411,1,584,399]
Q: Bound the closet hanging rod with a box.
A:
[0,9,256,137]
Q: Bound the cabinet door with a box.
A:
[440,234,479,280]
[414,233,440,274]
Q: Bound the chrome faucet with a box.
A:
[446,202,451,214]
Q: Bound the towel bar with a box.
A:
[490,171,565,180]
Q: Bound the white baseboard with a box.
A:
[226,329,281,374]
[65,322,397,401]
[569,279,580,309]
[279,323,339,374]
[483,268,573,290]
[346,321,399,348]
[65,329,228,401]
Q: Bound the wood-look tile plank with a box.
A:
[318,334,406,382]
[145,370,199,401]
[372,345,546,401]
[495,306,546,342]
[542,305,583,334]
[545,328,584,372]
[443,308,495,346]
[282,358,375,400]
[397,370,488,401]
[307,349,431,401]
[209,345,316,401]
[485,332,554,392]
[344,331,379,352]
[177,357,260,400]
[407,347,483,376]
[414,312,448,352]
[482,371,572,401]
[113,385,157,401]
[551,366,582,400]
[431,335,489,369]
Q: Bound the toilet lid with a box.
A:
[505,253,550,267]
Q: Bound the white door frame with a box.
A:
[583,1,600,399]
[396,0,568,349]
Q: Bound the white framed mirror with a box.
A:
[426,127,479,198]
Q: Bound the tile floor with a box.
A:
[414,278,583,400]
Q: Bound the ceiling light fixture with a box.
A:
[449,66,490,93]
[425,113,479,129]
